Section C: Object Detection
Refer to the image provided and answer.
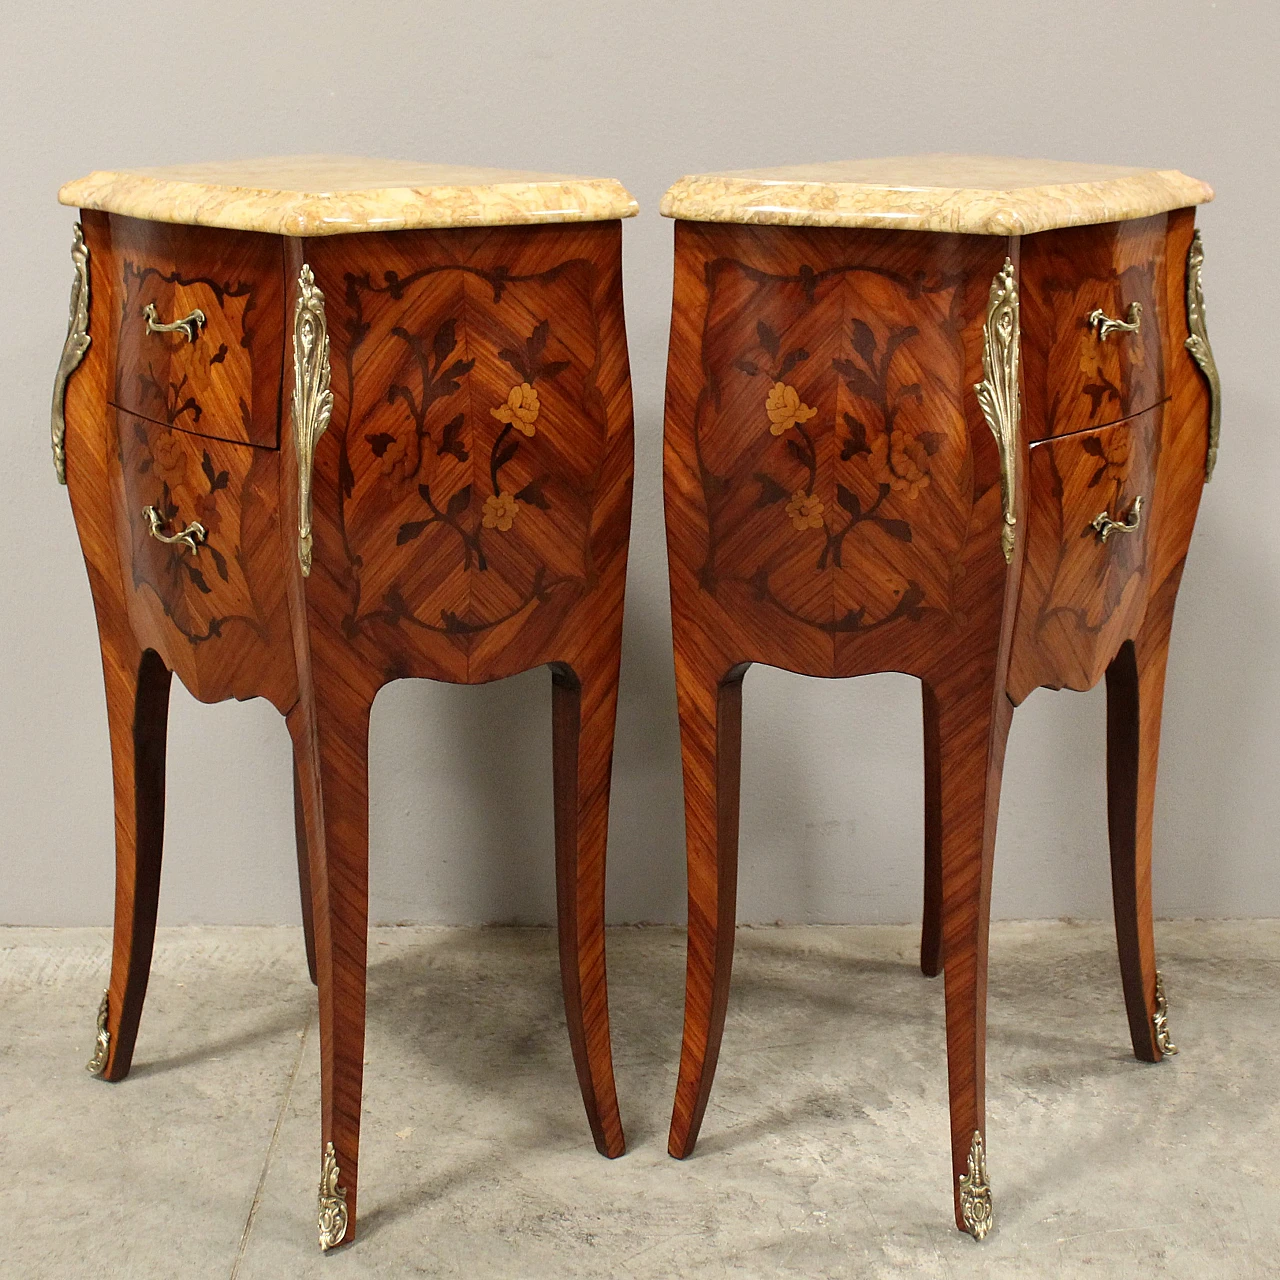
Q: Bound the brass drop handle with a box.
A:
[142,301,206,343]
[1090,494,1143,544]
[1087,302,1142,341]
[142,505,207,555]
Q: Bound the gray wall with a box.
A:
[3,1,1276,927]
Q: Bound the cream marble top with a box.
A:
[661,155,1212,236]
[59,156,639,237]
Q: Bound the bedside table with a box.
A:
[53,156,637,1249]
[659,155,1217,1238]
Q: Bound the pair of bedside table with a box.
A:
[53,155,1217,1247]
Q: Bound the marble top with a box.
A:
[660,155,1213,235]
[59,156,639,237]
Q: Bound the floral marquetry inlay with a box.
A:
[692,255,973,634]
[492,381,541,436]
[331,251,608,640]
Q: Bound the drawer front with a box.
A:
[109,410,295,707]
[1021,216,1168,440]
[1007,407,1160,702]
[109,217,284,448]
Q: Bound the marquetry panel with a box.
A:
[664,220,1013,682]
[108,216,284,447]
[303,221,632,683]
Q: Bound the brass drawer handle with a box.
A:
[142,301,206,343]
[1090,494,1143,543]
[142,504,207,555]
[1087,302,1142,341]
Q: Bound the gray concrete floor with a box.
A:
[3,921,1278,1279]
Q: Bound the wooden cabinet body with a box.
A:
[55,160,636,1250]
[661,162,1217,1239]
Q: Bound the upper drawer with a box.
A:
[1020,215,1168,440]
[107,216,284,448]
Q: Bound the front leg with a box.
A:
[1105,603,1179,1063]
[551,653,625,1158]
[926,673,1013,1240]
[667,651,749,1160]
[91,640,172,1082]
[288,671,373,1252]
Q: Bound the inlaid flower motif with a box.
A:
[1100,431,1131,483]
[151,432,189,485]
[871,428,932,499]
[192,492,222,537]
[482,491,520,531]
[491,382,540,436]
[785,489,825,531]
[377,431,413,478]
[766,382,817,436]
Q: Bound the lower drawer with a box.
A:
[108,411,295,707]
[1006,407,1160,703]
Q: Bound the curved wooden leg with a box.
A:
[551,658,625,1158]
[921,681,944,978]
[668,656,748,1160]
[927,676,1012,1239]
[292,754,319,986]
[288,677,371,1252]
[93,642,172,1082]
[1105,616,1177,1064]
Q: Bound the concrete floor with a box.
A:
[3,921,1278,1279]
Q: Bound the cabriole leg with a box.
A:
[668,655,748,1160]
[288,676,372,1252]
[1105,613,1179,1063]
[551,655,626,1158]
[926,676,1012,1240]
[90,643,172,1082]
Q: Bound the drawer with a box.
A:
[108,216,284,448]
[1020,216,1168,440]
[109,410,295,706]
[1007,406,1160,703]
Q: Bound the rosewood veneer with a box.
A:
[52,156,638,1249]
[659,155,1218,1239]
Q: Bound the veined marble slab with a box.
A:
[60,155,639,236]
[661,154,1212,235]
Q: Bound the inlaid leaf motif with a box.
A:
[777,347,810,379]
[841,414,871,458]
[201,450,229,492]
[833,358,881,401]
[757,320,780,359]
[754,473,788,507]
[446,484,472,517]
[875,517,913,542]
[515,478,550,510]
[433,318,458,365]
[438,413,468,461]
[396,520,429,546]
[208,544,230,582]
[850,318,876,364]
